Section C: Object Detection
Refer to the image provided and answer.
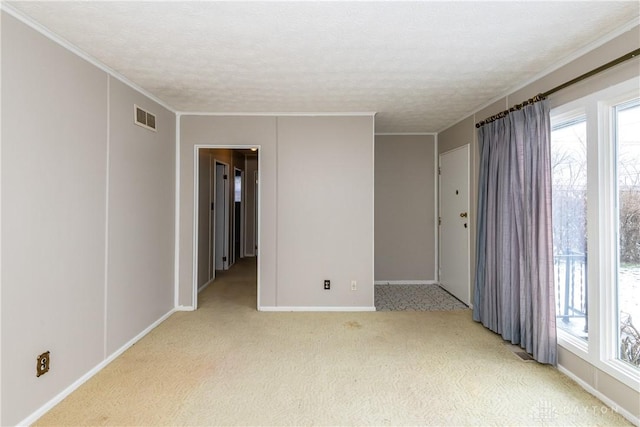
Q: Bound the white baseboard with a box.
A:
[557,364,639,426]
[374,280,438,285]
[18,308,176,426]
[198,277,214,293]
[174,305,195,311]
[258,306,376,312]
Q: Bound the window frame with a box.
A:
[550,76,640,391]
[550,108,589,350]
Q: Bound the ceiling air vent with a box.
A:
[134,104,157,132]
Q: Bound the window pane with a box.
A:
[551,117,588,341]
[616,99,640,368]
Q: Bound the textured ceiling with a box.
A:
[6,1,640,133]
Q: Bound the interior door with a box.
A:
[439,144,471,305]
[215,162,229,270]
[209,155,215,281]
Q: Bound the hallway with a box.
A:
[199,256,258,310]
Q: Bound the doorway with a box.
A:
[439,144,471,305]
[193,146,260,309]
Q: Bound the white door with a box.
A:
[215,162,229,270]
[208,156,215,281]
[439,145,471,305]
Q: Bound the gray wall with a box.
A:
[106,78,175,354]
[1,13,175,425]
[179,116,278,306]
[375,135,437,281]
[437,23,640,420]
[276,116,374,307]
[179,115,375,309]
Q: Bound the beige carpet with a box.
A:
[35,257,631,426]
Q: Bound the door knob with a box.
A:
[460,212,468,218]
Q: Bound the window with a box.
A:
[615,99,640,368]
[551,77,640,390]
[551,117,588,341]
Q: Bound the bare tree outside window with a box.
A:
[616,100,640,368]
[551,102,640,368]
[551,118,588,340]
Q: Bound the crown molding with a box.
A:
[375,132,437,136]
[1,3,177,113]
[177,112,377,117]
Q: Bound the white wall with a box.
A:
[1,12,175,425]
[179,115,375,309]
[374,135,437,281]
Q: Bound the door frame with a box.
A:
[192,145,261,309]
[438,144,471,306]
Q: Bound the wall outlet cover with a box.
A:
[37,351,50,377]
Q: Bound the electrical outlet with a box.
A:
[324,280,330,290]
[351,280,357,291]
[36,351,50,377]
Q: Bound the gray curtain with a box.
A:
[473,100,557,365]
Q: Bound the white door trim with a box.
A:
[434,134,440,282]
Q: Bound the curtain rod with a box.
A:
[475,48,640,128]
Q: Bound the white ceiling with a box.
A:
[6,1,640,133]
